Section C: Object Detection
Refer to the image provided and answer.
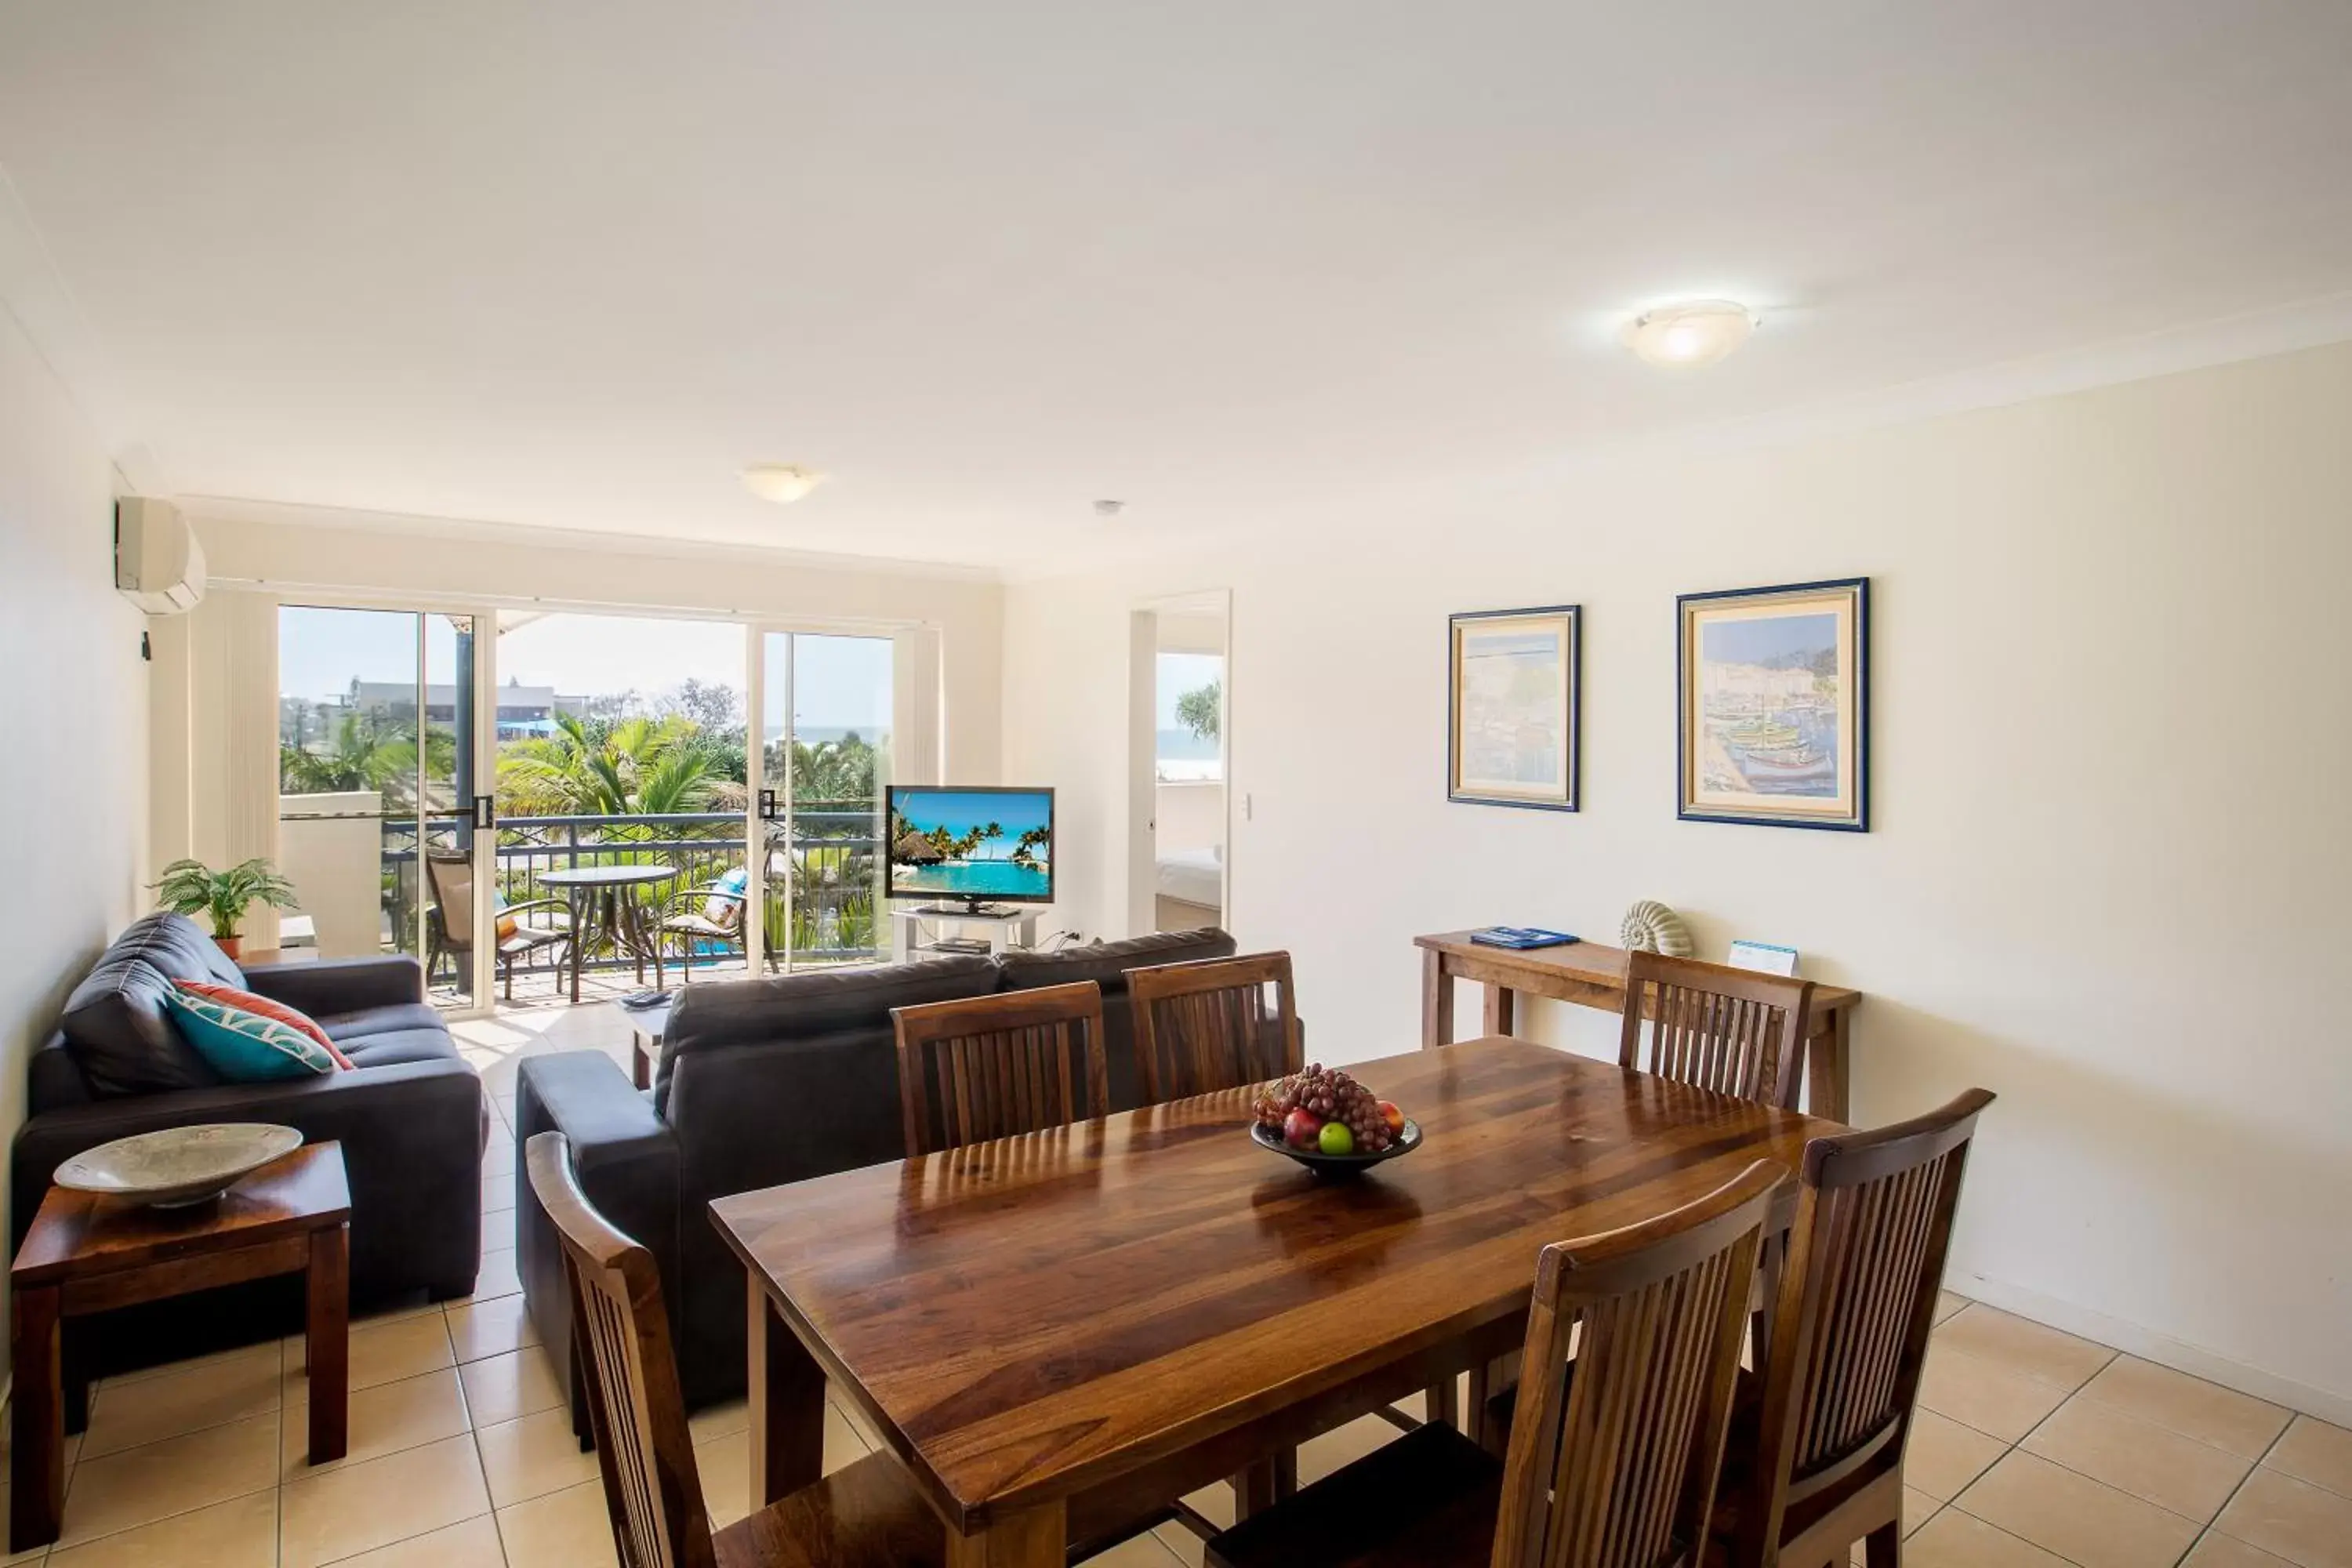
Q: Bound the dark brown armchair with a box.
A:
[424,850,571,1001]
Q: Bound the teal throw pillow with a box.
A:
[163,986,339,1082]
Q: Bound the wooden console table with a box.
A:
[1414,931,1862,1120]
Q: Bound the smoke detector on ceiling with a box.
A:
[1093,499,1127,517]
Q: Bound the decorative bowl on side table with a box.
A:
[54,1123,307,1209]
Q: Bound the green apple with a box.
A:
[1317,1121,1356,1156]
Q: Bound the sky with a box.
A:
[278,606,891,731]
[1700,612,1838,667]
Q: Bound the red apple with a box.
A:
[1283,1108,1325,1150]
[1377,1100,1406,1135]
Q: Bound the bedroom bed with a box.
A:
[1155,844,1223,932]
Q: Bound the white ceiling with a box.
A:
[5,1,2351,572]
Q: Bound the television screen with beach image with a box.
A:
[885,786,1055,904]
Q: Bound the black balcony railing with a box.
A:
[379,804,884,982]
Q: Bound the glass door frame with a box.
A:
[744,624,783,975]
[283,593,916,1003]
[421,608,499,1016]
[742,620,898,976]
[274,593,500,1018]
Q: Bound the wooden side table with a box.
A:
[9,1142,351,1552]
[613,996,673,1091]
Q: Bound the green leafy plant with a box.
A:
[495,712,720,818]
[278,711,450,804]
[1175,680,1221,742]
[151,858,299,942]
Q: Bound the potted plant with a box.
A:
[151,857,299,960]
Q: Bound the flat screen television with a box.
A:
[884,786,1055,910]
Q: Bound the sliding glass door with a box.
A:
[750,630,894,971]
[278,605,493,1010]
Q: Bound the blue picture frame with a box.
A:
[1676,578,1869,832]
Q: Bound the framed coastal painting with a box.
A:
[1449,605,1579,811]
[1677,578,1869,831]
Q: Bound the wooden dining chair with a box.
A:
[1621,952,1815,1110]
[891,981,1111,1156]
[1462,955,1815,1449]
[1714,1089,1997,1568]
[523,1132,945,1568]
[1205,1159,1787,1568]
[1128,951,1304,1103]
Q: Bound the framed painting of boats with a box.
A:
[1677,578,1868,831]
[1448,604,1579,811]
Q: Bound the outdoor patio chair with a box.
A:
[656,867,754,981]
[424,848,572,1001]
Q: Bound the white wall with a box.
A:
[1003,341,2352,1421]
[0,307,148,1242]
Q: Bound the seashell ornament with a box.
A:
[1621,900,1694,957]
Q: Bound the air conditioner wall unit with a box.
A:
[114,497,207,614]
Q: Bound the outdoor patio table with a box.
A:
[535,862,679,1004]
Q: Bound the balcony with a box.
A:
[285,802,887,1009]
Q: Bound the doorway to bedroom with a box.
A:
[1127,590,1230,936]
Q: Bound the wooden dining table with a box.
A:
[709,1036,1845,1566]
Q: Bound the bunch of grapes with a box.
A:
[1252,1063,1396,1152]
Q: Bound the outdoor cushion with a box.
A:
[163,988,340,1081]
[173,980,355,1070]
[701,868,749,927]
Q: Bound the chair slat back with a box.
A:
[524,1132,715,1568]
[1490,1160,1784,1568]
[426,850,477,946]
[1619,953,1813,1109]
[1128,952,1302,1104]
[1732,1091,1996,1562]
[892,982,1111,1156]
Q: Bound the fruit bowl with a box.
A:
[1248,1117,1422,1178]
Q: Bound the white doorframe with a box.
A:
[1127,588,1232,939]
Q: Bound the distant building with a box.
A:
[293,677,581,740]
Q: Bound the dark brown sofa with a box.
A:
[10,913,487,1382]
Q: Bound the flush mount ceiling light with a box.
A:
[1623,300,1757,368]
[741,463,824,504]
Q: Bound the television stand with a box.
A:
[914,900,1017,919]
[892,904,1044,963]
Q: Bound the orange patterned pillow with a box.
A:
[172,981,355,1070]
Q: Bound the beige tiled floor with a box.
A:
[5,1002,2345,1565]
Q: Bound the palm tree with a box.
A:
[497,713,719,817]
[765,734,880,808]
[279,713,451,805]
